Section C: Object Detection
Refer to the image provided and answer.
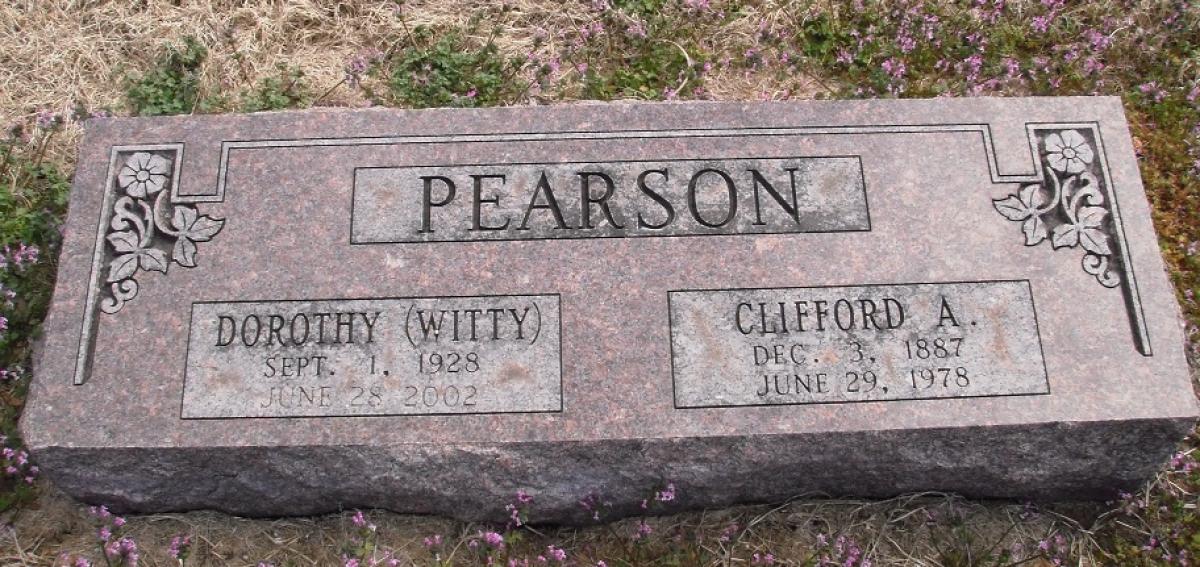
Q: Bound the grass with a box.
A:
[0,0,1198,565]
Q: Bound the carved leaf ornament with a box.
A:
[993,130,1119,288]
[100,151,224,314]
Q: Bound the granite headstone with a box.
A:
[21,98,1198,523]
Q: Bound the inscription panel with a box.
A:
[351,156,869,243]
[670,281,1048,408]
[182,295,562,418]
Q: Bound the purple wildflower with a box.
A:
[635,520,653,539]
[1139,82,1167,102]
[35,109,60,130]
[1003,58,1021,79]
[752,552,776,565]
[718,522,738,543]
[168,534,191,560]
[1084,29,1112,51]
[105,537,139,566]
[7,243,39,268]
[881,57,907,79]
[483,531,505,549]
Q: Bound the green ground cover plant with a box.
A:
[124,37,209,117]
[0,112,70,514]
[1,1,1198,564]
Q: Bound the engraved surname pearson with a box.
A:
[352,157,868,242]
[183,295,561,418]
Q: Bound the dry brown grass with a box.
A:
[0,0,831,166]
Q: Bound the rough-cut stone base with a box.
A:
[36,418,1190,524]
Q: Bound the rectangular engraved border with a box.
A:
[667,279,1051,409]
[206,120,1147,355]
[179,293,565,420]
[349,155,870,244]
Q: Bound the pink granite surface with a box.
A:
[20,98,1197,522]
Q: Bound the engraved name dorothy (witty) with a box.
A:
[204,305,538,412]
[727,294,978,400]
[410,164,838,233]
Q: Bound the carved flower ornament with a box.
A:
[100,151,224,314]
[992,129,1118,288]
[117,152,171,198]
[1043,130,1095,174]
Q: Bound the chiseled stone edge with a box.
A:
[31,417,1192,524]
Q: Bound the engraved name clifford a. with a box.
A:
[734,294,963,399]
[670,281,1049,409]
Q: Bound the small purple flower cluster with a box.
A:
[90,505,139,567]
[717,522,739,543]
[344,49,384,88]
[1170,451,1198,474]
[654,482,676,503]
[632,519,653,541]
[1036,533,1070,566]
[0,365,23,382]
[751,551,777,565]
[1146,536,1194,566]
[351,509,376,531]
[0,435,37,484]
[1,243,39,271]
[506,488,534,528]
[578,490,613,521]
[340,510,400,567]
[973,0,1004,25]
[625,20,647,39]
[0,242,39,342]
[56,555,94,567]
[1140,81,1168,103]
[816,533,872,567]
[543,545,567,562]
[1030,0,1065,34]
[167,534,191,562]
[640,480,680,511]
[34,109,63,131]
